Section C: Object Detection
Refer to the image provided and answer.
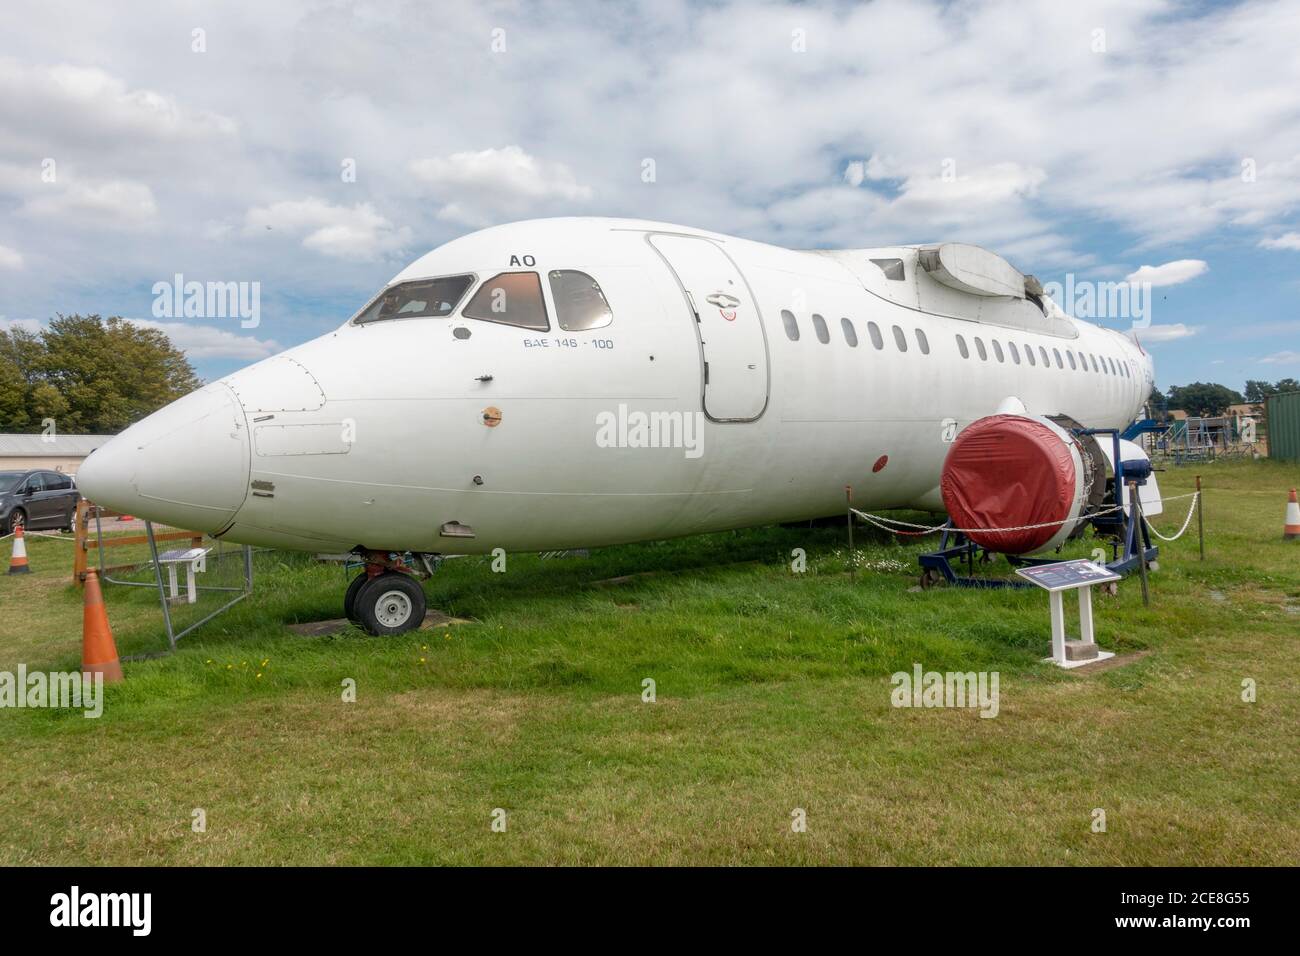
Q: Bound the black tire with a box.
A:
[353,571,426,636]
[5,509,25,535]
[343,572,368,623]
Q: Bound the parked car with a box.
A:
[0,469,81,534]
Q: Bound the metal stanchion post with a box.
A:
[1130,480,1150,608]
[845,485,855,580]
[1196,474,1205,561]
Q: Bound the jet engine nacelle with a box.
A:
[939,413,1108,555]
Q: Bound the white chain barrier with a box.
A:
[852,490,1201,539]
[1141,491,1201,541]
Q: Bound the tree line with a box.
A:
[0,315,201,434]
[1151,378,1300,417]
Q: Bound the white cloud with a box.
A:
[243,199,411,261]
[1133,323,1199,343]
[21,179,157,225]
[0,244,22,269]
[0,57,235,148]
[0,315,43,334]
[1124,260,1209,288]
[410,146,592,226]
[1259,232,1300,251]
[1259,350,1300,365]
[122,319,282,361]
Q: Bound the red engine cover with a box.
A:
[939,415,1077,555]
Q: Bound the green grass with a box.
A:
[1,459,1297,864]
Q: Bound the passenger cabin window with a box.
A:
[1053,348,1063,368]
[1077,351,1088,371]
[1067,351,1077,370]
[956,334,969,359]
[992,340,1005,363]
[549,270,612,331]
[841,318,858,347]
[1090,354,1099,373]
[868,322,885,350]
[915,329,930,354]
[812,314,830,344]
[781,309,800,341]
[1039,346,1051,367]
[870,258,906,280]
[1025,344,1036,366]
[354,274,475,324]
[1009,342,1021,364]
[463,272,550,330]
[975,337,987,361]
[892,325,908,352]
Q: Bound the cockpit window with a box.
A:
[549,270,612,331]
[353,275,474,325]
[462,272,550,331]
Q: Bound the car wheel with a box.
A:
[353,571,427,636]
[5,509,25,535]
[343,572,368,624]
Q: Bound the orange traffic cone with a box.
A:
[1284,489,1300,541]
[7,524,30,574]
[82,569,123,683]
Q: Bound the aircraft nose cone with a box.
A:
[76,383,251,532]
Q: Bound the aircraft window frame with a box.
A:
[974,337,987,361]
[781,309,800,341]
[548,269,613,331]
[956,334,969,359]
[992,340,1005,363]
[868,322,885,350]
[892,325,908,352]
[352,273,477,325]
[915,328,930,354]
[812,313,830,344]
[841,317,858,347]
[463,271,551,331]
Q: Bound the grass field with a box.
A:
[1,459,1297,865]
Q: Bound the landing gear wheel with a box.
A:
[354,571,426,636]
[344,573,368,624]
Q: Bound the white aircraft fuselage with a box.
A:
[78,217,1153,556]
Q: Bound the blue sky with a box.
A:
[1,0,1298,392]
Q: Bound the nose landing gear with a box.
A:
[343,550,438,636]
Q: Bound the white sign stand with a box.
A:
[1015,559,1121,669]
[157,547,210,605]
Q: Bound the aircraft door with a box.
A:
[649,234,770,421]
